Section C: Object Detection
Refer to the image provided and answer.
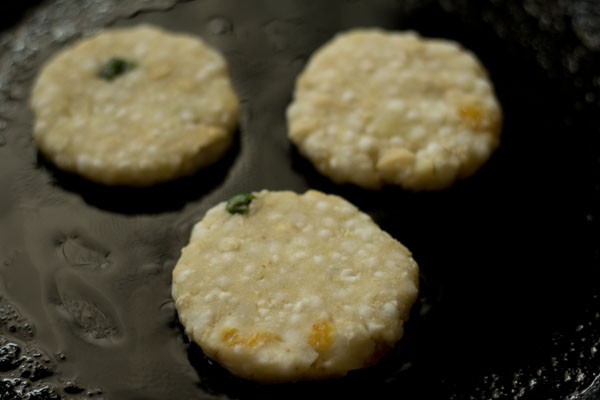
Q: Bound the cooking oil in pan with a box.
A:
[1,0,599,399]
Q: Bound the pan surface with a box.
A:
[0,0,599,399]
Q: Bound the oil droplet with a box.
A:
[63,380,86,394]
[263,19,299,52]
[140,263,162,276]
[571,1,600,51]
[160,300,175,314]
[51,23,76,43]
[206,16,233,36]
[529,378,537,388]
[86,387,103,396]
[585,92,596,103]
[565,371,572,382]
[514,387,525,398]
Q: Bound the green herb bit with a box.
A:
[226,193,255,215]
[98,57,137,81]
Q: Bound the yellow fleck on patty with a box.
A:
[308,320,336,352]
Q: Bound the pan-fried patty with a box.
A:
[287,29,502,190]
[172,190,419,382]
[30,24,239,186]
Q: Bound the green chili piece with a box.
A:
[98,57,137,81]
[226,193,255,215]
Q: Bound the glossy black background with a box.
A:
[1,1,599,399]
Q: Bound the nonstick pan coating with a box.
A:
[0,0,599,399]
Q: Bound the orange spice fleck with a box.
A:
[222,328,279,349]
[247,332,279,348]
[308,319,336,352]
[222,328,244,347]
[459,103,488,131]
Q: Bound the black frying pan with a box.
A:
[0,1,599,399]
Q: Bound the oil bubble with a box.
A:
[18,345,55,381]
[0,296,36,341]
[0,337,21,371]
[62,380,86,394]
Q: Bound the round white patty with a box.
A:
[30,25,239,186]
[172,190,419,382]
[287,29,502,190]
